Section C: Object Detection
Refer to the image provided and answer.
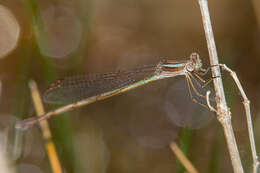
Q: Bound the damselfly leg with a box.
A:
[185,73,209,109]
[188,65,214,87]
[185,71,216,109]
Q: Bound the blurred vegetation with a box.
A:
[0,0,260,173]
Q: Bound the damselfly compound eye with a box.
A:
[186,63,195,72]
[190,52,202,71]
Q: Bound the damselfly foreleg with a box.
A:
[185,74,209,109]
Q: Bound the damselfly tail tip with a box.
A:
[15,123,29,131]
[15,117,37,130]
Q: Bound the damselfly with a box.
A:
[16,53,211,129]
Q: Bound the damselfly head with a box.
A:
[186,52,202,72]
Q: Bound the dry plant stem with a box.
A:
[29,80,63,173]
[219,64,259,173]
[170,142,199,173]
[197,0,244,172]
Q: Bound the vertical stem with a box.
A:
[29,80,63,173]
[219,64,259,173]
[197,0,244,172]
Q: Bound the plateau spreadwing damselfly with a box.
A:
[16,53,212,129]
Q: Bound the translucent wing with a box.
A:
[44,64,157,104]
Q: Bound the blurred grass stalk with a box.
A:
[170,129,199,173]
[23,0,79,172]
[170,141,199,173]
[28,80,63,173]
[0,130,15,173]
[175,128,192,173]
[0,80,15,173]
[197,0,259,173]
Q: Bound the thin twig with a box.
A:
[170,142,199,173]
[29,80,63,173]
[219,64,259,173]
[206,91,216,112]
[197,0,244,172]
